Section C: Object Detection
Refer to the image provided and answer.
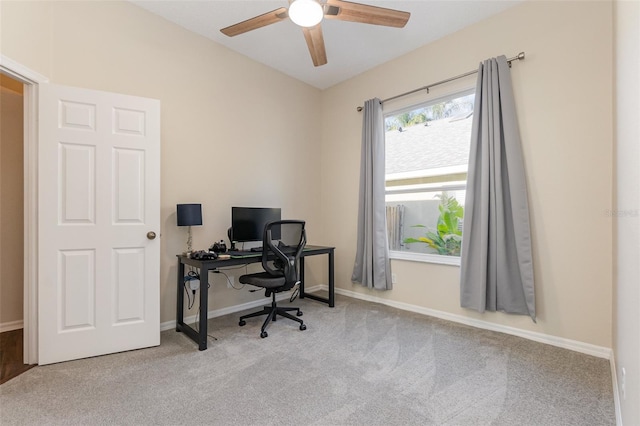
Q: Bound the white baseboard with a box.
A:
[160,292,292,332]
[331,286,613,360]
[610,353,623,426]
[0,320,24,333]
[301,284,326,295]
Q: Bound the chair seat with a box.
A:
[239,271,285,289]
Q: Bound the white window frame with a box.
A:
[384,88,475,267]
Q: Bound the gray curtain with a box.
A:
[460,56,536,321]
[352,98,392,290]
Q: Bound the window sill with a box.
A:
[389,250,461,266]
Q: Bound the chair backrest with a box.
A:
[261,220,306,290]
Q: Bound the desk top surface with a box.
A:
[177,244,334,268]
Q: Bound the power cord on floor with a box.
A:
[290,283,300,302]
[194,306,217,342]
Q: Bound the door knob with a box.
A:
[147,231,157,240]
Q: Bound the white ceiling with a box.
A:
[131,1,521,90]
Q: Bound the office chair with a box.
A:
[238,220,307,338]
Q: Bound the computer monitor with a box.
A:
[231,207,281,242]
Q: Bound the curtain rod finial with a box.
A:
[517,52,525,60]
[357,106,363,112]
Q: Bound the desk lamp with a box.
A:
[177,203,202,253]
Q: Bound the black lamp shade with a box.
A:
[177,204,202,226]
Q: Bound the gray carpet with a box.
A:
[0,294,614,425]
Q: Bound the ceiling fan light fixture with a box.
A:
[289,0,323,27]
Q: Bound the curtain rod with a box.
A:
[356,52,525,112]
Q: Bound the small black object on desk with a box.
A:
[210,240,227,253]
[190,250,217,260]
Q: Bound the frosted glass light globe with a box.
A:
[289,0,323,27]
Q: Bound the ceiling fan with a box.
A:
[220,0,410,67]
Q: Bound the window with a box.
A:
[385,89,475,265]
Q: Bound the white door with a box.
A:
[38,83,160,365]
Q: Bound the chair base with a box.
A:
[239,293,305,338]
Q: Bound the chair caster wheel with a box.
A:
[299,324,307,331]
[260,331,268,338]
[296,311,303,317]
[239,320,246,326]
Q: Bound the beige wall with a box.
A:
[0,78,24,325]
[320,1,614,348]
[614,0,640,423]
[0,1,618,350]
[0,1,324,323]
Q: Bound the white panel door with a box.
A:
[38,83,160,365]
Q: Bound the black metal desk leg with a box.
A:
[299,257,305,299]
[198,268,209,350]
[176,260,185,331]
[328,250,335,307]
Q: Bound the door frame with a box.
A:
[0,55,48,364]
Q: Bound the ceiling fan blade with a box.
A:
[302,24,328,67]
[324,0,410,28]
[220,7,288,37]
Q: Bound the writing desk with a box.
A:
[176,245,335,350]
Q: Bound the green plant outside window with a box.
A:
[403,193,464,256]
